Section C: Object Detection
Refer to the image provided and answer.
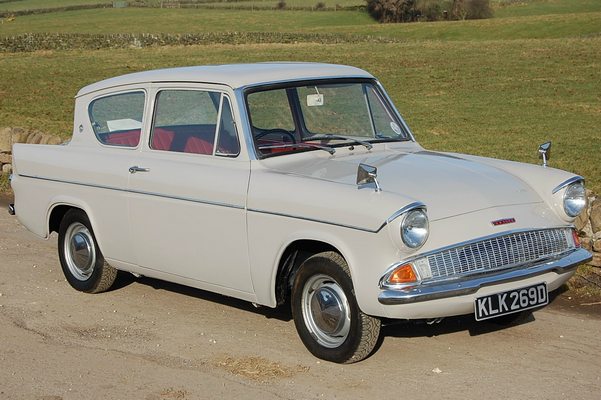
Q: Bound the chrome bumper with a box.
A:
[378,248,592,305]
[8,203,15,216]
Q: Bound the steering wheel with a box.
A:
[254,129,297,144]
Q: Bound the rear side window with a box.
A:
[89,91,145,148]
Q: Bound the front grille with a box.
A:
[418,228,575,281]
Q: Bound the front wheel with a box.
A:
[291,251,381,363]
[58,209,117,293]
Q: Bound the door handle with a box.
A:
[129,166,150,174]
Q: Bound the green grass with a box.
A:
[493,0,601,18]
[2,8,600,41]
[193,0,365,8]
[0,0,109,12]
[0,9,373,36]
[1,39,599,193]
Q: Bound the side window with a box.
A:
[89,91,145,147]
[150,90,220,155]
[215,97,240,157]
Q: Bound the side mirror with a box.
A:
[538,141,551,167]
[357,163,381,192]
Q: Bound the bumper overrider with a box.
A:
[378,227,592,305]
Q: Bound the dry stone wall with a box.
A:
[0,127,63,174]
[576,191,601,267]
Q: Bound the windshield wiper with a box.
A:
[258,142,336,155]
[303,134,373,150]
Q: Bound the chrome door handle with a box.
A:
[129,166,150,174]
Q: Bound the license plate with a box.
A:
[474,283,548,321]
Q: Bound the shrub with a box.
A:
[276,0,286,9]
[366,0,491,23]
[315,1,326,10]
[366,0,420,23]
[417,0,444,21]
[465,0,493,19]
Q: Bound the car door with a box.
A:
[85,89,147,264]
[127,85,253,294]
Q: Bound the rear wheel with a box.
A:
[58,209,117,293]
[291,251,381,363]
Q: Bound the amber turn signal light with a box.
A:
[388,264,417,284]
[572,229,581,248]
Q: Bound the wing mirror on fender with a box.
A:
[538,141,551,167]
[357,163,382,192]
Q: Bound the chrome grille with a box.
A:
[423,228,574,280]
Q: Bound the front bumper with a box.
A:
[378,247,591,305]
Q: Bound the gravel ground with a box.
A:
[1,194,600,400]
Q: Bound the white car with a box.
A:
[9,63,591,363]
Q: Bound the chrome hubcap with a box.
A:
[64,222,96,281]
[301,274,351,348]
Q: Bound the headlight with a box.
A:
[563,181,586,217]
[401,209,429,248]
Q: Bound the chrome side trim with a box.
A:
[552,176,584,194]
[247,208,379,233]
[378,247,591,305]
[17,174,244,210]
[385,201,427,225]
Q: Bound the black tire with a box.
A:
[291,251,381,363]
[57,209,117,293]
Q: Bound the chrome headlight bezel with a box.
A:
[401,208,429,249]
[563,181,586,217]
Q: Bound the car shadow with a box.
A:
[382,288,565,339]
[113,271,293,322]
[113,270,568,336]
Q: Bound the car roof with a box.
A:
[76,62,374,96]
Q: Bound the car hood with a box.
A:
[262,148,542,221]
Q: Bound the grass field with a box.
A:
[493,0,601,18]
[0,0,109,12]
[0,0,600,194]
[2,8,601,40]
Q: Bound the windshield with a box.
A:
[246,80,410,157]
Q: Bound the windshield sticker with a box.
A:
[390,122,402,134]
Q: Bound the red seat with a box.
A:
[105,130,140,147]
[184,136,214,155]
[151,128,175,151]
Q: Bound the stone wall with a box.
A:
[576,190,601,267]
[0,127,63,175]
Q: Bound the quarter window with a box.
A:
[89,91,145,147]
[216,97,240,156]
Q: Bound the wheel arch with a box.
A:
[274,238,350,307]
[46,198,96,237]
